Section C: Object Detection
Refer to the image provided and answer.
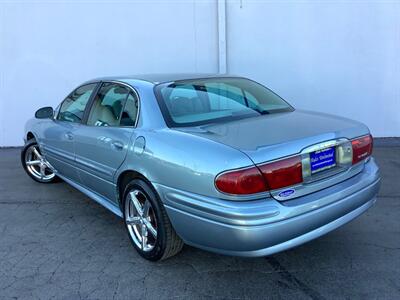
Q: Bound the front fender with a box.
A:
[23,118,40,144]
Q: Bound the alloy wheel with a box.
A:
[24,144,55,182]
[125,189,158,252]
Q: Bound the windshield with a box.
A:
[154,77,294,127]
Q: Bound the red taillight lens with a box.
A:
[215,166,267,195]
[215,156,303,195]
[351,135,373,164]
[258,156,303,190]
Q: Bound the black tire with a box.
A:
[21,139,58,183]
[122,179,184,261]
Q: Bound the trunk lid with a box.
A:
[177,110,370,200]
[178,110,369,163]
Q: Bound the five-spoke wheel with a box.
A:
[125,189,158,252]
[21,139,57,183]
[123,179,184,261]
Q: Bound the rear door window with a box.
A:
[120,92,139,126]
[87,83,128,126]
[87,83,138,127]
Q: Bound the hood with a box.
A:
[176,109,369,164]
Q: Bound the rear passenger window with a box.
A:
[120,92,139,126]
[57,83,97,123]
[87,83,138,127]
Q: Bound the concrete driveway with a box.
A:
[0,146,399,299]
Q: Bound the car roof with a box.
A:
[88,73,241,85]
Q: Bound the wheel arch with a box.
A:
[116,169,154,209]
[26,131,36,142]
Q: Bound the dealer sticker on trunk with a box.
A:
[278,189,296,198]
[310,146,336,174]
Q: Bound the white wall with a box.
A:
[0,0,218,146]
[0,0,399,146]
[227,0,400,137]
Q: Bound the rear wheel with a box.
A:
[123,179,183,261]
[21,139,57,183]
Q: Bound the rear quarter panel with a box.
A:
[116,128,255,199]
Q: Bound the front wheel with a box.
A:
[123,179,184,261]
[21,139,57,183]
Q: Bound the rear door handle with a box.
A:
[111,141,124,150]
[65,132,74,140]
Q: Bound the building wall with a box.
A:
[0,0,399,146]
[227,1,400,137]
[0,0,218,146]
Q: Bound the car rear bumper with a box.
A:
[154,158,380,257]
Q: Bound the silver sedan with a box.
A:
[21,74,381,261]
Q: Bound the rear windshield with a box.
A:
[154,77,294,127]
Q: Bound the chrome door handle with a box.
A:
[111,141,124,150]
[65,132,74,140]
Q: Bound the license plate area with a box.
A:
[310,146,336,174]
[271,139,354,201]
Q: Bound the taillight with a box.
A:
[351,135,373,164]
[215,155,303,195]
[259,156,303,190]
[215,166,267,195]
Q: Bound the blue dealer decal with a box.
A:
[278,189,295,198]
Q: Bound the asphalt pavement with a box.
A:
[0,146,399,299]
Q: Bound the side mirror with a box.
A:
[35,106,54,119]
